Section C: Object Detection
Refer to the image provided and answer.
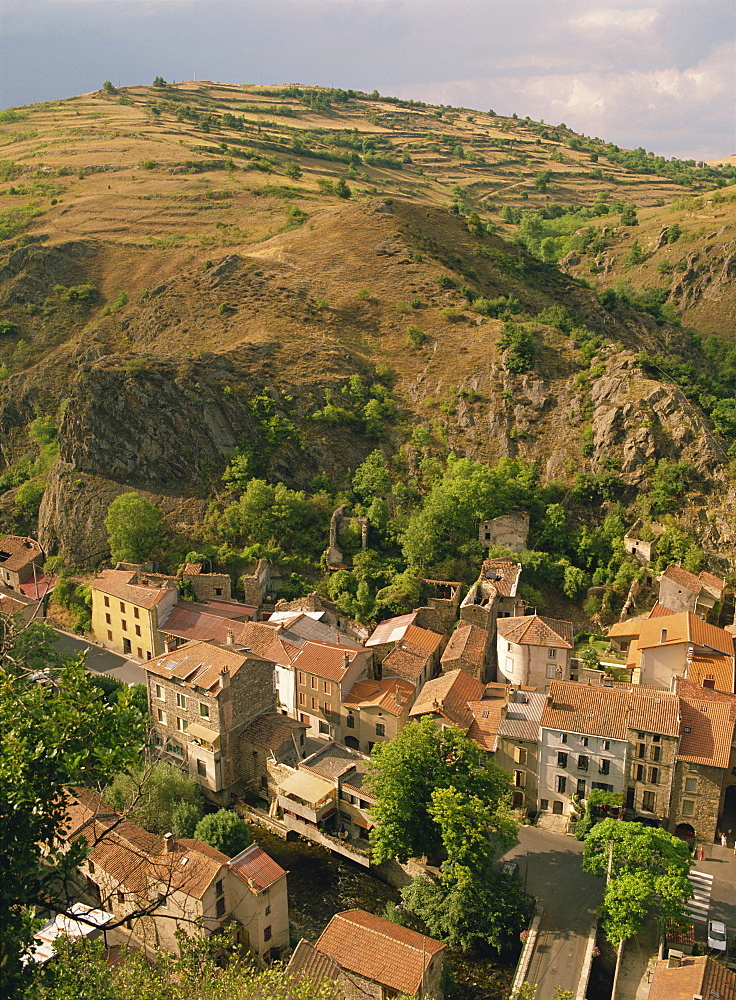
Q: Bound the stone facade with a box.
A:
[624,730,678,824]
[669,761,723,844]
[478,512,530,553]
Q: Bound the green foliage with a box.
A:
[352,450,391,499]
[646,459,695,515]
[499,322,536,373]
[627,240,645,265]
[0,320,20,336]
[104,761,204,836]
[473,295,521,319]
[105,492,166,563]
[102,81,117,93]
[0,618,145,992]
[582,819,692,945]
[407,324,426,347]
[313,374,397,439]
[579,643,601,671]
[102,290,128,315]
[620,206,639,226]
[575,789,622,840]
[368,717,516,864]
[152,76,167,87]
[284,161,302,180]
[194,809,252,857]
[54,283,98,307]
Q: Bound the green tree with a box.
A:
[104,492,165,563]
[352,450,391,499]
[334,178,352,199]
[102,81,116,94]
[152,76,167,87]
[368,717,515,864]
[620,206,638,226]
[284,161,302,180]
[193,809,252,857]
[582,819,692,945]
[104,761,204,836]
[499,322,536,374]
[0,617,145,995]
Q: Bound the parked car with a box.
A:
[707,919,727,952]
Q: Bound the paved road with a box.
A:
[52,630,147,686]
[692,843,736,939]
[503,827,603,1000]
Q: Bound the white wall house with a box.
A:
[496,615,573,690]
[537,726,626,816]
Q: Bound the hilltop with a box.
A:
[0,82,735,567]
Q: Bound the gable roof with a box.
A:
[145,639,270,695]
[607,617,647,639]
[677,686,736,769]
[541,681,680,740]
[648,955,736,1000]
[91,568,175,609]
[237,621,302,664]
[160,601,256,644]
[0,534,43,574]
[497,614,574,648]
[636,612,734,656]
[441,621,489,667]
[292,641,365,682]
[409,669,484,730]
[315,909,445,996]
[240,712,307,751]
[287,940,341,999]
[648,602,676,618]
[382,643,434,682]
[661,564,703,594]
[466,699,504,752]
[481,558,522,597]
[343,676,416,716]
[499,690,547,741]
[687,653,735,694]
[366,613,418,647]
[228,843,287,891]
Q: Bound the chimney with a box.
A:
[226,629,234,645]
[220,665,230,690]
[343,652,350,669]
[395,688,402,707]
[163,832,176,853]
[668,950,683,969]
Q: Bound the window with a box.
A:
[560,733,568,744]
[642,790,656,812]
[215,897,226,918]
[135,625,141,637]
[577,778,587,797]
[649,767,659,785]
[299,693,306,706]
[323,681,331,694]
[104,596,110,608]
[215,879,223,897]
[506,657,514,672]
[548,648,557,658]
[168,740,183,757]
[157,708,167,724]
[155,684,164,700]
[578,755,588,771]
[650,745,661,762]
[199,703,209,718]
[311,677,318,690]
[298,672,305,685]
[598,759,610,775]
[684,776,698,793]
[133,607,139,619]
[311,697,318,710]
[117,891,124,905]
[197,760,206,777]
[556,775,567,794]
[660,629,667,643]
[652,734,660,743]
[635,764,644,781]
[592,782,614,793]
[514,770,525,787]
[682,799,695,816]
[300,713,309,724]
[602,740,610,751]
[540,799,549,811]
[637,743,646,758]
[119,601,125,613]
[105,613,111,625]
[360,799,370,809]
[507,642,512,652]
[376,723,386,737]
[107,630,113,641]
[176,692,186,709]
[346,714,355,729]
[322,703,330,716]
[514,747,527,765]
[318,721,330,735]
[177,717,188,732]
[137,647,143,659]
[215,588,222,596]
[121,619,127,632]
[557,751,568,768]
[546,664,557,679]
[264,926,272,942]
[88,860,95,874]
[580,737,589,747]
[637,732,645,739]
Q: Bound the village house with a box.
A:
[658,565,726,618]
[628,611,734,691]
[159,599,258,650]
[0,534,45,592]
[239,712,309,805]
[459,557,524,634]
[145,638,277,804]
[494,688,546,812]
[277,742,375,865]
[408,669,485,732]
[380,625,444,690]
[647,953,736,1000]
[440,620,494,682]
[478,512,530,553]
[340,675,416,753]
[496,614,573,689]
[364,611,445,665]
[235,620,303,717]
[670,679,736,846]
[270,592,369,642]
[293,641,373,741]
[177,562,233,602]
[61,787,289,960]
[623,519,664,567]
[307,909,446,1000]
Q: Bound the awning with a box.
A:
[352,814,372,830]
[279,770,334,806]
[186,723,220,749]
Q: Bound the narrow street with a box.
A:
[51,629,147,685]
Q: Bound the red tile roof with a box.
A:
[687,653,735,694]
[366,613,418,646]
[541,681,681,740]
[677,689,736,769]
[145,639,270,694]
[315,909,445,995]
[382,643,433,682]
[292,641,364,682]
[441,621,489,667]
[161,602,255,644]
[466,699,504,751]
[91,568,175,609]
[636,612,734,656]
[343,676,416,716]
[402,625,443,653]
[287,940,341,998]
[409,669,484,730]
[497,614,574,648]
[481,558,522,597]
[0,534,43,574]
[649,956,736,1000]
[662,564,702,594]
[240,712,308,751]
[699,570,726,593]
[648,602,676,618]
[228,843,287,891]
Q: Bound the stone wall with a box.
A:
[188,572,232,602]
[669,760,723,843]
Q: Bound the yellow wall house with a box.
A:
[91,568,178,660]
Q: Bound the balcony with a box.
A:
[277,770,335,825]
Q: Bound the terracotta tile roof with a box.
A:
[228,842,287,891]
[409,669,484,730]
[441,622,489,667]
[687,653,735,694]
[649,956,736,1000]
[237,621,301,664]
[607,618,647,638]
[19,574,56,600]
[676,677,736,709]
[366,613,418,646]
[240,712,308,751]
[145,639,270,694]
[160,602,255,644]
[0,534,43,574]
[343,676,416,716]
[499,691,547,741]
[662,564,702,593]
[182,562,202,575]
[381,643,433,682]
[287,940,341,998]
[270,612,363,648]
[467,699,504,751]
[302,742,373,795]
[0,588,34,614]
[648,602,676,618]
[497,614,574,649]
[292,641,364,682]
[699,570,726,594]
[403,625,443,653]
[677,689,736,769]
[315,909,445,996]
[91,568,175,609]
[541,681,680,740]
[636,612,734,656]
[481,558,522,597]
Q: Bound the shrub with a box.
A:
[499,323,536,373]
[407,324,426,347]
[194,809,252,857]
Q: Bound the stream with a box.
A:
[251,827,515,1000]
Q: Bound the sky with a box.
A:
[1,0,734,161]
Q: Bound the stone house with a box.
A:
[623,519,664,566]
[365,612,445,666]
[478,511,530,553]
[648,954,736,1000]
[178,562,233,601]
[460,557,524,635]
[658,565,725,618]
[494,689,546,812]
[311,909,446,999]
[340,675,416,754]
[0,534,45,591]
[236,620,303,717]
[239,712,309,805]
[293,641,373,741]
[440,620,493,682]
[670,680,736,845]
[145,638,277,804]
[496,614,573,689]
[380,625,444,691]
[61,787,289,960]
[408,669,485,732]
[159,599,257,651]
[419,578,463,632]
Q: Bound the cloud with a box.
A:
[571,6,659,34]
